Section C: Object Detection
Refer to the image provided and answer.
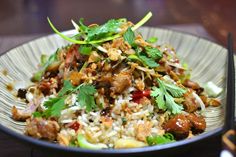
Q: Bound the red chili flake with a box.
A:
[132,89,151,99]
[69,121,80,131]
[132,89,151,103]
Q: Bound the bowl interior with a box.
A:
[0,27,227,148]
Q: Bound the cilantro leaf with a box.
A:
[79,18,89,32]
[79,45,93,55]
[145,46,162,60]
[164,82,186,97]
[151,79,185,114]
[32,111,42,118]
[43,97,66,118]
[150,87,166,110]
[58,80,75,97]
[44,97,61,108]
[132,47,159,68]
[146,133,175,145]
[48,12,153,44]
[138,54,159,68]
[77,84,97,112]
[86,19,126,41]
[165,94,183,114]
[146,37,158,43]
[50,98,66,117]
[123,27,136,47]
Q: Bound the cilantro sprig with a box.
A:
[47,12,153,45]
[145,46,162,60]
[123,27,136,47]
[151,79,186,114]
[33,80,97,118]
[76,84,97,112]
[128,46,162,68]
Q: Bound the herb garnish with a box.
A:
[151,79,186,114]
[146,133,175,145]
[47,12,153,45]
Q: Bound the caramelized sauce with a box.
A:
[2,69,8,76]
[6,83,14,91]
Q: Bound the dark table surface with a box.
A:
[0,0,235,157]
[0,0,235,49]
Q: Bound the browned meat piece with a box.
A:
[12,106,31,121]
[111,71,131,94]
[187,113,206,134]
[135,34,151,47]
[135,121,152,142]
[199,95,209,107]
[69,71,83,86]
[25,118,60,141]
[12,102,38,121]
[38,78,59,95]
[208,98,221,107]
[107,48,121,61]
[183,79,200,90]
[163,114,190,140]
[169,71,179,82]
[183,79,204,94]
[183,92,199,113]
[38,80,51,95]
[111,38,132,52]
[65,44,86,68]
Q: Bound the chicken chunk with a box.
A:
[187,113,206,134]
[107,48,121,61]
[25,118,60,141]
[12,103,38,121]
[111,71,131,94]
[183,92,199,113]
[12,106,31,121]
[163,114,190,140]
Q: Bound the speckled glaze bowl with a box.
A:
[0,27,228,156]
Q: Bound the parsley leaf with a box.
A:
[146,37,158,43]
[151,79,185,114]
[123,27,136,47]
[146,133,175,145]
[77,84,97,112]
[58,80,75,97]
[145,46,162,60]
[79,45,93,55]
[138,54,159,68]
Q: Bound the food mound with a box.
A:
[11,12,222,149]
